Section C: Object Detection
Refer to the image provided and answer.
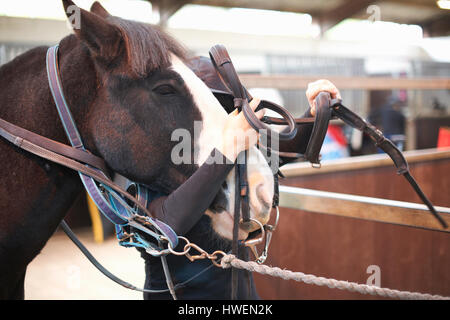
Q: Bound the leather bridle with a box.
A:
[209,45,298,299]
[0,43,446,301]
[208,45,340,299]
[207,44,447,230]
[207,43,448,299]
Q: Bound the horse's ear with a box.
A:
[62,0,122,62]
[90,1,111,18]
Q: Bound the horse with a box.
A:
[0,0,274,299]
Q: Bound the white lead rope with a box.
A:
[219,254,450,300]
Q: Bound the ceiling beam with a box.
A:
[420,14,450,37]
[149,0,449,35]
[190,0,322,15]
[150,0,189,27]
[382,0,443,10]
[189,0,443,14]
[318,0,377,35]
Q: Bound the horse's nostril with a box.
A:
[240,220,255,231]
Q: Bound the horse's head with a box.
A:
[63,0,274,241]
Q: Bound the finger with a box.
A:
[307,80,338,94]
[235,108,248,126]
[249,98,261,111]
[333,89,342,100]
[230,109,239,117]
[307,95,316,110]
[255,108,265,119]
[311,84,338,97]
[308,84,338,103]
[307,96,314,109]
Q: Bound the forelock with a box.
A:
[106,16,187,77]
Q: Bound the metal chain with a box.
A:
[163,216,268,266]
[166,236,227,267]
[219,254,450,300]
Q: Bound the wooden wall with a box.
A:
[254,153,450,299]
[416,116,450,149]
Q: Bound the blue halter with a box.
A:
[46,44,178,253]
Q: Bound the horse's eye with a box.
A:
[153,84,176,95]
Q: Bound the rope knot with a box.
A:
[220,254,235,269]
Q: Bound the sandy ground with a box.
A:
[25,228,146,300]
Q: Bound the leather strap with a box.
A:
[209,44,297,141]
[261,115,316,125]
[0,118,107,172]
[0,114,180,247]
[46,45,130,226]
[332,101,447,229]
[204,46,446,231]
[238,159,250,223]
[304,92,333,165]
[0,122,148,216]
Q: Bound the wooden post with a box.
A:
[150,0,188,27]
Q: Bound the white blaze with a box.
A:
[169,54,274,240]
[170,54,227,166]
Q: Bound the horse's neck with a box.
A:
[0,37,100,281]
[0,35,97,148]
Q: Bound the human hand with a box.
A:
[219,98,264,161]
[306,79,341,116]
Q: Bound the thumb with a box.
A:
[249,98,261,111]
[255,108,265,119]
[249,97,264,118]
[230,109,239,117]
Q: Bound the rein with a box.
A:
[208,44,447,230]
[207,44,448,299]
